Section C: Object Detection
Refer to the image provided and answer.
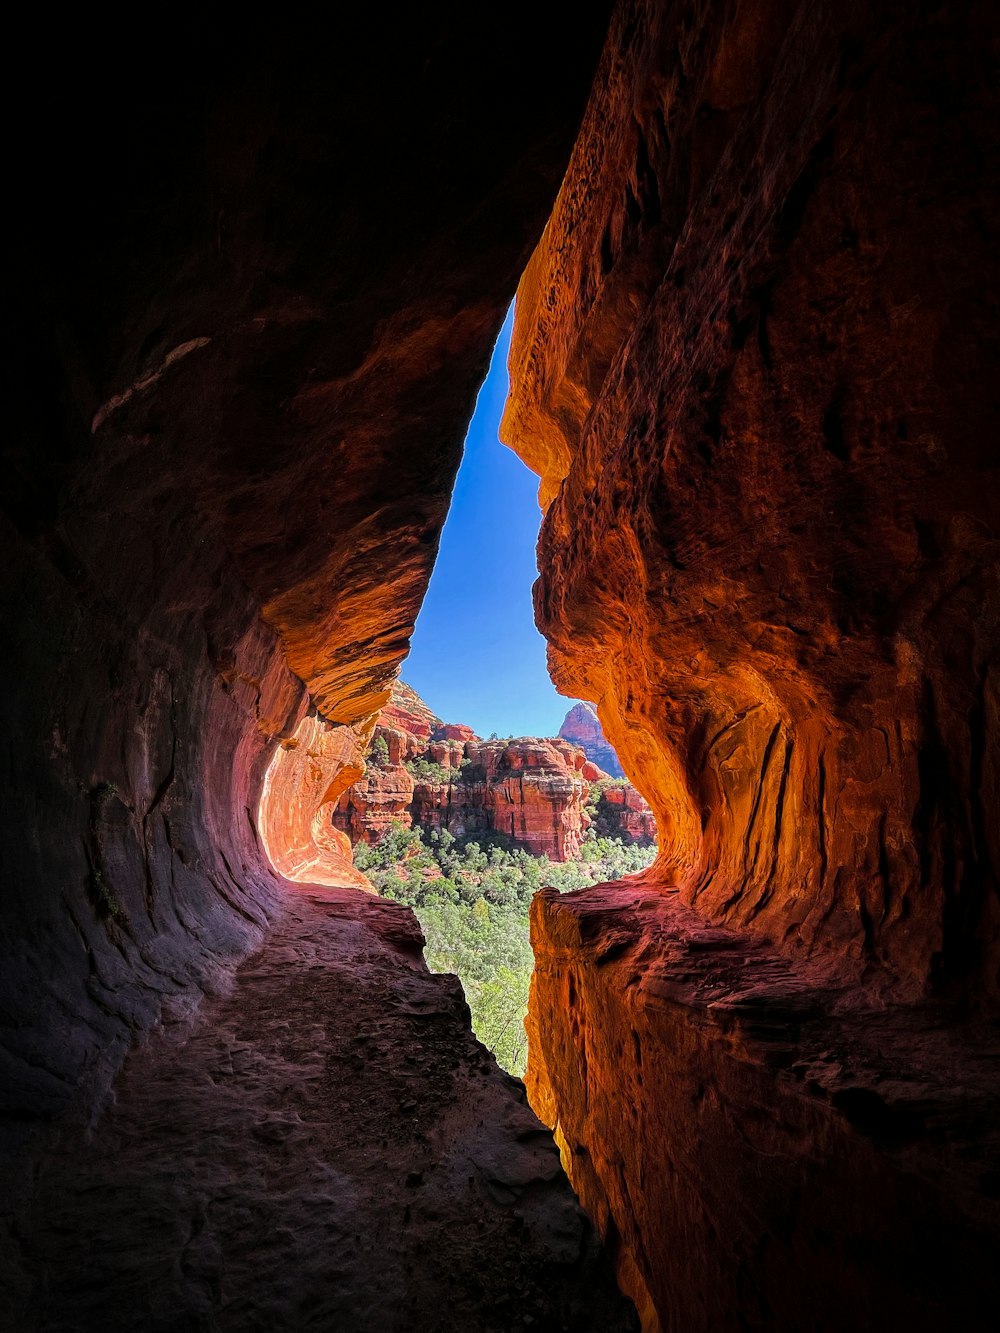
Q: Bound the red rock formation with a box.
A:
[416,736,593,860]
[505,0,1000,999]
[560,701,626,778]
[527,882,1000,1333]
[381,681,441,744]
[258,715,372,890]
[5,2,1000,1329]
[500,0,1000,1326]
[432,722,478,743]
[592,782,657,845]
[0,1,611,1149]
[334,683,657,860]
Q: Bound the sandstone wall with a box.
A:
[0,6,609,1145]
[502,0,1000,999]
[413,737,595,860]
[526,882,1000,1333]
[332,683,658,860]
[501,0,1000,1326]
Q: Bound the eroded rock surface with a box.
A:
[499,0,1000,1327]
[0,8,627,1322]
[1,6,609,1137]
[7,886,637,1332]
[528,880,1000,1332]
[502,0,1000,997]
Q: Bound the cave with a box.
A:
[2,3,999,1331]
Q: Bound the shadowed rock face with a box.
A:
[4,2,1000,1329]
[499,0,1000,1327]
[10,885,638,1332]
[0,3,610,1157]
[526,881,1000,1333]
[0,8,639,1327]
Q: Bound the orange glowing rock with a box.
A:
[258,715,374,890]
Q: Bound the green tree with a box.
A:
[369,733,390,767]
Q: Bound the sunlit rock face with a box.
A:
[257,715,373,890]
[333,682,656,860]
[380,682,441,745]
[560,701,625,778]
[421,736,594,860]
[502,0,1000,1327]
[503,0,1000,998]
[0,6,610,1138]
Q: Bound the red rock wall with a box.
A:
[502,0,1000,999]
[527,882,1000,1333]
[415,737,594,860]
[333,685,658,860]
[0,7,610,1137]
[335,726,598,861]
[500,0,1000,1327]
[592,784,657,845]
[257,715,373,890]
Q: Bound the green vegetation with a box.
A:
[355,822,657,1077]
[403,755,472,784]
[368,734,390,767]
[90,869,125,921]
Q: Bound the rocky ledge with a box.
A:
[6,882,637,1332]
[527,876,1000,1332]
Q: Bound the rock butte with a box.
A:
[2,3,1000,1331]
[332,680,656,859]
[559,700,626,778]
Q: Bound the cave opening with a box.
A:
[5,2,1000,1330]
[258,305,659,1078]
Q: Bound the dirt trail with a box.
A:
[10,886,636,1332]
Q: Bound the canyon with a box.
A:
[332,680,657,859]
[2,2,999,1331]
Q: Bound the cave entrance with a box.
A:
[257,307,658,1077]
[259,304,658,1077]
[324,308,658,1077]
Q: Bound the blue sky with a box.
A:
[403,306,574,738]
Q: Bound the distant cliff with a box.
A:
[333,682,655,861]
[558,702,624,778]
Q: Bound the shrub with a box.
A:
[368,734,390,767]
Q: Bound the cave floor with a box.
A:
[10,886,635,1333]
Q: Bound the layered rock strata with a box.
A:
[410,736,596,860]
[501,0,1000,1327]
[333,682,657,859]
